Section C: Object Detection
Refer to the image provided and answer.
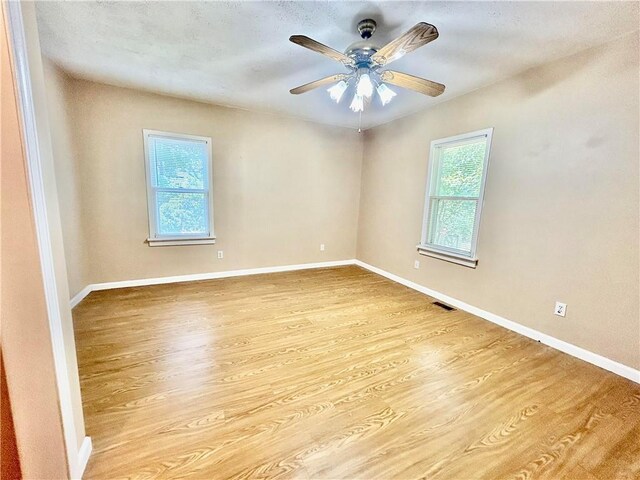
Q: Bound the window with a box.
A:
[143,129,215,246]
[418,128,493,267]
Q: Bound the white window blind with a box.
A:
[418,128,493,267]
[143,130,215,246]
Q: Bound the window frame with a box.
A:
[418,128,493,268]
[142,129,215,246]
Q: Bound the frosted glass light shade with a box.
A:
[349,93,364,112]
[327,81,348,103]
[377,83,397,106]
[356,73,374,98]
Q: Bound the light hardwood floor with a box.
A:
[73,266,640,479]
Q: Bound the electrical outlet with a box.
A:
[217,250,224,259]
[414,260,420,269]
[320,244,325,251]
[554,302,567,317]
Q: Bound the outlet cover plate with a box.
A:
[554,302,567,317]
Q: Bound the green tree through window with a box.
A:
[421,129,492,262]
[145,131,213,240]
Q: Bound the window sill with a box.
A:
[416,245,478,268]
[146,237,216,247]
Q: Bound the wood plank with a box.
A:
[73,266,640,479]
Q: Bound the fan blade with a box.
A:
[290,74,349,95]
[380,70,445,97]
[372,22,438,66]
[290,35,355,67]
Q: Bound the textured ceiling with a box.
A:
[36,1,639,130]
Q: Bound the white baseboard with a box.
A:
[70,284,92,309]
[70,259,357,308]
[354,260,640,384]
[69,258,639,384]
[73,436,92,479]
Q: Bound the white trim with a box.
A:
[354,260,640,384]
[420,128,493,263]
[70,285,93,309]
[146,237,216,247]
[70,260,356,307]
[417,245,478,268]
[76,437,92,478]
[143,129,215,244]
[5,3,91,478]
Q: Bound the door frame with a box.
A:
[4,2,91,478]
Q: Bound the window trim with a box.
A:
[142,129,215,246]
[417,128,494,267]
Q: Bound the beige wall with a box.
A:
[43,32,639,372]
[357,33,640,369]
[47,75,363,291]
[1,6,68,477]
[44,62,90,297]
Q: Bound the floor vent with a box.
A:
[433,301,455,311]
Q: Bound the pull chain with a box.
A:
[358,110,362,133]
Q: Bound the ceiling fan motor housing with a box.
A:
[346,19,379,67]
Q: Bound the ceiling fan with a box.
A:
[289,19,445,113]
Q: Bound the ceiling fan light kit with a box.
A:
[290,18,445,116]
